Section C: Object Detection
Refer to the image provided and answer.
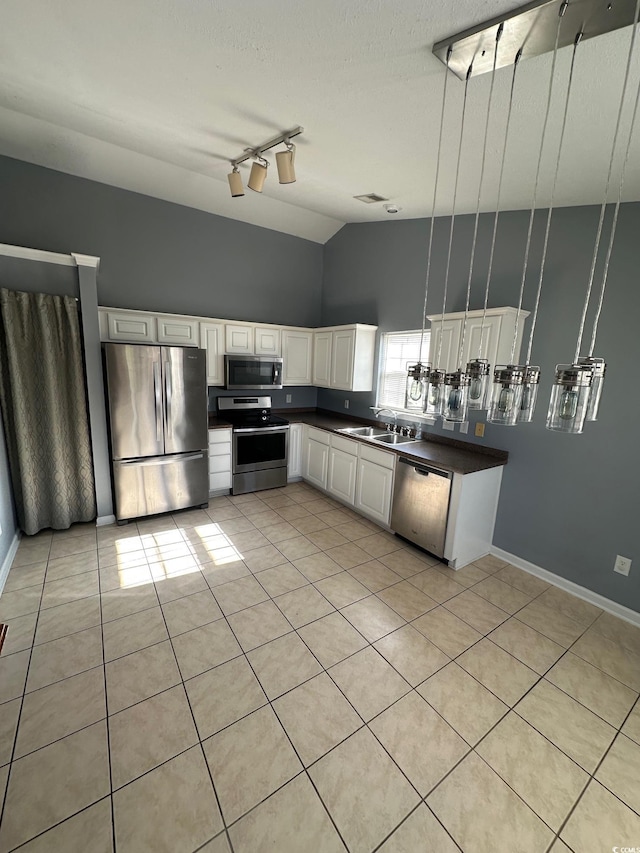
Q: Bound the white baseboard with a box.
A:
[0,530,21,595]
[490,545,640,629]
[96,515,116,527]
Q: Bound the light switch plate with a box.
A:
[459,421,469,434]
[475,423,486,438]
[442,420,454,431]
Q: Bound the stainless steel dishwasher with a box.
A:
[390,458,452,558]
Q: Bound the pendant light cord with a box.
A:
[437,63,472,369]
[478,48,521,360]
[457,25,503,369]
[520,14,581,365]
[574,0,640,361]
[417,46,452,367]
[520,5,566,365]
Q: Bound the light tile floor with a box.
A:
[0,482,639,852]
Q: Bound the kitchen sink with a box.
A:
[372,433,418,445]
[338,426,388,437]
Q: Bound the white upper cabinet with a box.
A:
[156,315,199,347]
[313,324,377,391]
[282,329,313,386]
[312,331,332,387]
[225,324,254,354]
[254,326,281,356]
[105,311,156,343]
[200,322,225,386]
[427,307,529,373]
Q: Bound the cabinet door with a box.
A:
[107,311,156,343]
[355,459,394,526]
[428,319,461,373]
[461,315,502,368]
[157,316,199,347]
[255,327,281,356]
[282,330,313,386]
[287,424,303,479]
[327,446,358,506]
[312,332,332,387]
[304,438,328,490]
[225,324,255,354]
[331,329,356,390]
[200,322,225,386]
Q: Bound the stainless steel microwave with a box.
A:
[224,355,283,390]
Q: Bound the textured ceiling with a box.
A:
[1,0,639,243]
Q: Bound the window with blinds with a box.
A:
[377,330,431,410]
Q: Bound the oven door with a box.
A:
[225,356,283,390]
[232,426,289,474]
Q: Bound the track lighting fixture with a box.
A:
[227,165,244,198]
[276,140,296,184]
[248,156,269,193]
[227,126,303,199]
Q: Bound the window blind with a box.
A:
[377,330,430,410]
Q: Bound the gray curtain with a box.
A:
[0,288,96,534]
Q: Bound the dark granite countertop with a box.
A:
[208,408,508,475]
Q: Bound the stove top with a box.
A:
[217,395,290,429]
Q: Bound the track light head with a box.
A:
[227,165,244,198]
[276,141,296,184]
[248,156,269,193]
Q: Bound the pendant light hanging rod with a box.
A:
[574,0,640,363]
[417,46,452,367]
[458,25,503,370]
[436,62,473,369]
[478,48,522,360]
[515,23,583,365]
[522,7,567,366]
[588,24,640,356]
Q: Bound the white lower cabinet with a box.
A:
[208,428,232,493]
[303,427,329,490]
[355,444,395,526]
[327,435,359,505]
[287,424,303,479]
[301,428,396,525]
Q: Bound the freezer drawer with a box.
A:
[390,457,452,558]
[113,452,208,521]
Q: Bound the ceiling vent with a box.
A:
[353,193,388,204]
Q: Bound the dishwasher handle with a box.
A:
[398,457,452,479]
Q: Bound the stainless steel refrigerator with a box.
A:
[104,343,209,522]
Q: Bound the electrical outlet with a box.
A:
[475,422,485,438]
[442,420,454,431]
[344,399,349,409]
[285,394,292,403]
[459,421,469,434]
[614,555,632,576]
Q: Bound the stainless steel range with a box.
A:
[217,396,289,495]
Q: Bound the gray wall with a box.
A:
[320,204,640,612]
[0,156,323,327]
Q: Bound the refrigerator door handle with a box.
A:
[165,362,172,439]
[153,361,162,443]
[119,452,205,467]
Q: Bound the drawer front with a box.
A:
[305,426,330,446]
[358,442,396,470]
[209,429,232,444]
[329,433,359,456]
[208,442,232,457]
[209,471,232,491]
[209,455,231,474]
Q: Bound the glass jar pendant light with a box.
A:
[443,370,471,422]
[467,358,490,409]
[516,365,540,423]
[424,368,446,417]
[405,362,431,411]
[546,363,593,433]
[577,356,606,421]
[487,365,525,426]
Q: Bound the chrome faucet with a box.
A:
[372,407,400,432]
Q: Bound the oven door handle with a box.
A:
[233,426,290,434]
